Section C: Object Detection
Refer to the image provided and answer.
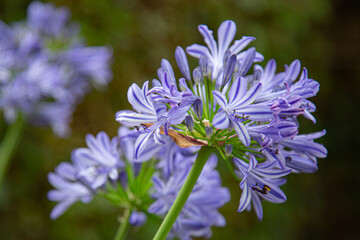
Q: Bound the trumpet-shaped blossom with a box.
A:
[186,20,263,80]
[73,132,123,189]
[212,77,273,146]
[0,1,112,136]
[234,156,291,220]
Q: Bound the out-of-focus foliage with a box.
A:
[0,0,359,239]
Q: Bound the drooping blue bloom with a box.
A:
[149,154,230,239]
[0,1,112,137]
[281,130,327,173]
[234,155,291,220]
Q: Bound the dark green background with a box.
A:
[0,0,359,239]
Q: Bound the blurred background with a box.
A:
[0,0,359,239]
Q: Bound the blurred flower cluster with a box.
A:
[0,1,112,136]
[48,129,229,239]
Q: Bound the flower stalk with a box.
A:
[153,147,211,240]
[0,114,25,186]
[114,208,132,240]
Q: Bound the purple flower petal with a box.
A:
[198,24,217,57]
[238,182,251,212]
[212,111,230,129]
[217,20,236,58]
[229,36,255,54]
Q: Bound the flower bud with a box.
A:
[199,55,209,76]
[238,47,255,76]
[129,211,147,227]
[253,69,262,82]
[222,54,237,87]
[175,46,191,81]
[225,144,233,157]
[223,50,231,66]
[179,78,188,91]
[193,98,203,120]
[193,67,203,85]
[152,79,161,87]
[228,121,233,132]
[234,59,240,73]
[206,126,213,139]
[185,115,194,132]
[207,64,213,79]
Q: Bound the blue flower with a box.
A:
[234,156,291,220]
[254,59,320,122]
[283,130,327,158]
[212,76,274,146]
[116,81,193,159]
[73,132,123,189]
[186,20,263,80]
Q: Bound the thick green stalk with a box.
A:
[153,147,211,240]
[0,114,25,186]
[113,208,131,240]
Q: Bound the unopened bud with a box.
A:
[223,50,231,66]
[175,46,191,81]
[207,64,213,79]
[193,67,203,85]
[179,78,188,91]
[253,69,262,81]
[199,55,209,76]
[185,115,194,132]
[228,121,234,132]
[234,60,240,73]
[206,126,213,139]
[193,98,203,120]
[152,79,161,87]
[225,144,233,157]
[238,47,255,76]
[222,54,237,87]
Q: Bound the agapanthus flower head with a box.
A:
[116,20,327,220]
[0,1,112,136]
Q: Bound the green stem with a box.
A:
[153,147,211,240]
[0,114,25,186]
[113,208,131,240]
